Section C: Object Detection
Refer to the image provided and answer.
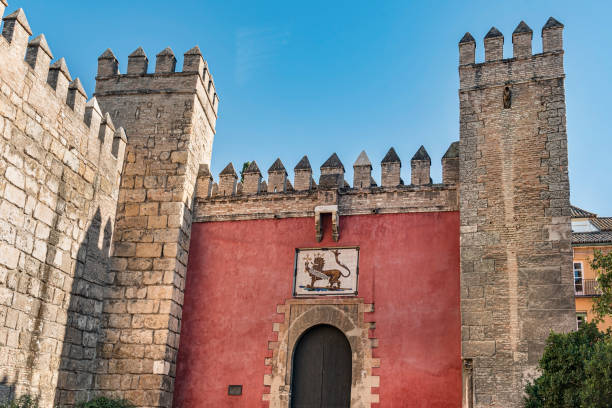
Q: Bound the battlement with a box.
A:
[94,45,219,129]
[0,3,129,404]
[0,4,126,175]
[459,18,564,91]
[458,15,574,408]
[194,144,460,222]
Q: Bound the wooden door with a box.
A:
[291,325,352,408]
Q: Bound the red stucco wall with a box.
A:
[173,212,461,407]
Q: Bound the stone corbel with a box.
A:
[314,205,339,242]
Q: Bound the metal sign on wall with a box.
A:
[293,247,359,296]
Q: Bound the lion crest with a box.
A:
[303,249,351,290]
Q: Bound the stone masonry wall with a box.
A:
[93,46,218,407]
[458,19,576,407]
[0,4,126,407]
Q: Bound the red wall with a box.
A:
[173,212,461,407]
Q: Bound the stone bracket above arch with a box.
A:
[262,298,378,407]
[315,204,339,242]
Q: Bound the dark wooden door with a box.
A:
[291,325,352,408]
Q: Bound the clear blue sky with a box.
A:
[20,0,612,215]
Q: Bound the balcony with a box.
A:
[574,279,602,297]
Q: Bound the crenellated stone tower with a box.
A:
[0,2,582,407]
[92,46,219,406]
[458,19,575,407]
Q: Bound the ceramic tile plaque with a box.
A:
[294,247,359,296]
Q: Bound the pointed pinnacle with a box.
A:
[294,155,312,170]
[198,164,211,177]
[220,162,237,176]
[157,47,175,57]
[321,153,345,171]
[185,45,203,56]
[50,58,72,81]
[102,112,115,131]
[513,21,533,35]
[485,27,503,39]
[443,141,459,159]
[85,97,102,115]
[69,78,87,97]
[381,147,401,164]
[3,8,32,35]
[98,48,117,60]
[28,34,53,58]
[115,127,127,143]
[129,46,147,58]
[459,32,475,44]
[353,150,372,167]
[412,145,431,162]
[243,160,261,174]
[543,17,564,30]
[268,158,287,173]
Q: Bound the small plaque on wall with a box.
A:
[228,385,242,396]
[294,247,359,296]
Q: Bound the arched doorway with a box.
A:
[291,324,352,408]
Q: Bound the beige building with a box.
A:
[571,205,612,329]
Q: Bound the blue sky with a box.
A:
[20,0,611,214]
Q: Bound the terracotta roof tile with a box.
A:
[572,231,612,244]
[570,205,597,218]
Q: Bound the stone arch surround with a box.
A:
[263,298,379,407]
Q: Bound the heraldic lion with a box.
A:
[304,249,351,290]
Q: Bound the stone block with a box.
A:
[135,243,162,258]
[462,340,496,357]
[3,183,26,207]
[0,242,19,269]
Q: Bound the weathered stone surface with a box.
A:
[0,8,580,408]
[459,19,575,408]
[0,5,126,405]
[94,38,218,407]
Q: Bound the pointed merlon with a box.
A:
[69,78,87,97]
[543,17,564,30]
[268,158,287,173]
[86,97,102,115]
[244,160,261,174]
[443,141,459,159]
[381,147,401,164]
[243,160,261,174]
[115,127,127,142]
[353,150,372,167]
[129,46,147,58]
[100,112,116,138]
[102,112,115,130]
[295,155,312,170]
[459,32,475,44]
[3,8,32,35]
[50,58,72,81]
[220,162,237,176]
[485,27,503,39]
[28,34,53,58]
[185,45,203,56]
[157,47,175,57]
[321,153,345,171]
[513,21,533,34]
[412,145,431,162]
[198,164,212,177]
[99,48,117,60]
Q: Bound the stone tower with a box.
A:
[93,46,218,407]
[458,19,575,407]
